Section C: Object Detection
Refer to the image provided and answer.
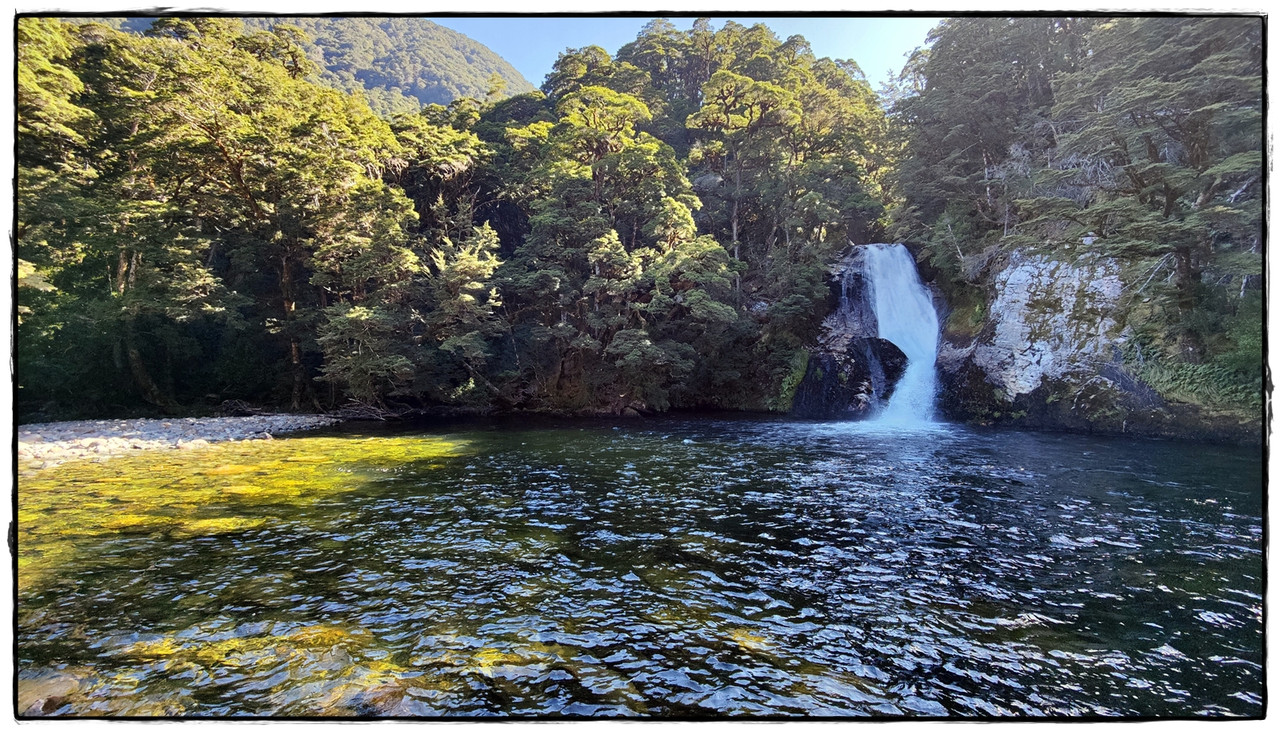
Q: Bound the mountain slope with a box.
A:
[105,16,536,115]
[241,18,536,114]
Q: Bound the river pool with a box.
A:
[16,416,1264,717]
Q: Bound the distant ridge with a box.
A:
[105,16,537,115]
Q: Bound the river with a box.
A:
[16,416,1264,717]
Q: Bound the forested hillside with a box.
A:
[890,17,1263,420]
[240,17,536,114]
[78,16,536,115]
[15,15,1263,430]
[16,17,889,419]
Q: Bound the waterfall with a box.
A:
[862,244,940,423]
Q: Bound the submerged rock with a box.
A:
[18,668,92,716]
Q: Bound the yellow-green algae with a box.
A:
[30,616,660,716]
[17,434,470,594]
[17,433,486,715]
[19,428,890,717]
[30,619,466,716]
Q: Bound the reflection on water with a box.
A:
[16,417,1263,717]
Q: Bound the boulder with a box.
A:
[791,337,908,419]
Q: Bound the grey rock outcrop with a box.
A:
[940,251,1125,398]
[936,252,1259,441]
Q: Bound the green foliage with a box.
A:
[1127,287,1265,415]
[16,18,93,164]
[942,292,986,340]
[768,348,810,412]
[489,58,739,411]
[422,222,507,404]
[30,16,1255,425]
[87,17,536,116]
[890,17,1091,279]
[250,17,535,114]
[1136,359,1262,413]
[893,15,1263,420]
[17,19,423,414]
[1213,292,1264,378]
[543,45,651,103]
[1047,17,1262,356]
[315,304,415,405]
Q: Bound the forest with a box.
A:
[83,17,537,115]
[15,16,1264,423]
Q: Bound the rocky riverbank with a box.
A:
[17,414,341,471]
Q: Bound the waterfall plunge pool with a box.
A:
[17,416,1263,717]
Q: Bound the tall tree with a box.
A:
[1046,16,1263,360]
[890,17,1091,281]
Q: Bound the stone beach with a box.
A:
[16,414,341,471]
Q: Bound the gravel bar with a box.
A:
[17,414,341,471]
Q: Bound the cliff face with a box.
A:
[936,252,1261,443]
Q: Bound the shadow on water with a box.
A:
[16,416,1263,717]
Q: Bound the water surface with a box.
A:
[17,417,1264,717]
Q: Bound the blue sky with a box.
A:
[433,16,942,91]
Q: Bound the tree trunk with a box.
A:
[1173,246,1203,362]
[278,253,319,410]
[731,177,742,297]
[124,315,174,408]
[731,165,742,261]
[290,337,304,410]
[731,198,740,261]
[115,251,129,296]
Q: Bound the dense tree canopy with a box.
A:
[16,17,889,418]
[76,16,536,115]
[16,15,1262,421]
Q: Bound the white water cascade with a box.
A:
[862,244,940,423]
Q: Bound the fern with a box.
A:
[769,349,810,412]
[1137,359,1262,413]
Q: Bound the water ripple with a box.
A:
[17,418,1263,717]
